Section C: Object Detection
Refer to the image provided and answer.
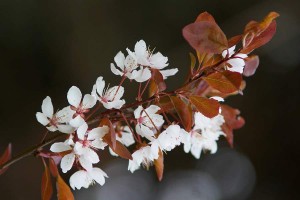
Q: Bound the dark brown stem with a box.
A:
[0,133,66,170]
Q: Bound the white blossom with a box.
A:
[70,167,108,190]
[222,45,248,74]
[92,76,125,109]
[134,105,164,141]
[67,86,97,127]
[128,146,156,173]
[130,40,178,79]
[110,51,152,82]
[150,125,187,159]
[36,96,74,134]
[183,112,225,159]
[50,123,108,173]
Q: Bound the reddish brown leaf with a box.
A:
[189,52,197,72]
[149,79,158,97]
[56,174,74,200]
[221,105,245,147]
[244,12,279,34]
[49,158,58,177]
[243,55,260,77]
[195,12,216,23]
[0,143,12,175]
[153,69,167,92]
[183,21,228,54]
[157,96,174,113]
[228,35,242,47]
[100,118,116,150]
[104,135,132,160]
[242,21,277,54]
[189,96,220,118]
[154,150,164,181]
[41,161,53,200]
[203,71,242,94]
[170,96,193,131]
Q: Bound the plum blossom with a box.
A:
[70,167,108,190]
[50,123,108,173]
[67,86,97,127]
[222,45,248,74]
[128,146,157,173]
[110,51,152,82]
[183,112,225,159]
[134,105,164,141]
[150,125,187,159]
[92,76,125,109]
[129,40,179,79]
[36,96,74,134]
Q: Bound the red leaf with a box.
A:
[154,150,164,181]
[241,12,279,54]
[189,95,220,118]
[153,69,167,91]
[41,161,53,200]
[56,174,74,200]
[195,12,216,23]
[0,143,12,175]
[221,105,245,147]
[49,158,58,177]
[183,21,228,54]
[242,21,277,54]
[170,96,193,131]
[228,35,242,47]
[203,71,242,94]
[243,55,260,77]
[100,118,116,150]
[104,135,132,160]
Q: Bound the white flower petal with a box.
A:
[82,94,96,109]
[96,77,105,97]
[145,105,160,115]
[70,115,85,128]
[130,67,151,82]
[61,153,75,173]
[36,112,49,126]
[57,125,75,134]
[67,86,82,108]
[160,68,178,79]
[149,52,168,69]
[87,126,109,140]
[56,106,74,123]
[70,170,91,190]
[79,156,93,171]
[103,99,125,110]
[46,126,57,132]
[111,63,123,76]
[106,86,124,101]
[50,142,72,152]
[42,96,54,118]
[89,168,108,186]
[134,40,147,57]
[114,51,125,69]
[77,123,88,140]
[91,140,107,150]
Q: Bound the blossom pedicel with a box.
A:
[0,11,279,199]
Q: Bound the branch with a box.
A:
[0,133,65,170]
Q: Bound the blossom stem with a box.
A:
[120,112,140,143]
[0,133,65,170]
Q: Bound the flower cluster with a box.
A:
[26,11,280,198]
[35,39,242,190]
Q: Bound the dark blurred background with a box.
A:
[0,0,299,199]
